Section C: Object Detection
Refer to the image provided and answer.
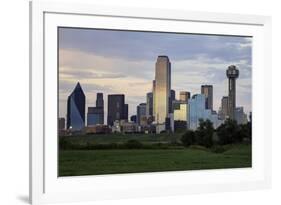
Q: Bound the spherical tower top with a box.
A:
[226,65,239,79]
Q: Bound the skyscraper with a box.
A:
[179,91,190,102]
[87,107,103,125]
[235,107,248,125]
[96,93,104,124]
[107,94,127,126]
[153,56,171,124]
[96,93,104,108]
[220,96,229,120]
[169,89,176,113]
[137,103,147,125]
[67,82,85,130]
[201,85,213,110]
[226,65,239,120]
[123,104,128,120]
[189,94,221,130]
[146,92,153,117]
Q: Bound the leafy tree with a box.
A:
[216,119,240,145]
[237,122,252,143]
[195,119,214,148]
[181,130,196,147]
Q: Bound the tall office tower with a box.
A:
[123,104,128,120]
[179,91,190,102]
[221,96,229,120]
[87,107,103,125]
[96,93,104,108]
[226,65,239,120]
[201,85,213,110]
[95,93,104,124]
[153,56,171,124]
[67,82,85,130]
[152,80,156,118]
[169,89,176,113]
[107,94,126,126]
[137,103,147,125]
[146,92,153,117]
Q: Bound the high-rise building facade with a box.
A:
[174,103,188,122]
[87,107,104,125]
[146,92,153,117]
[67,82,86,130]
[137,103,147,125]
[201,85,213,110]
[235,107,248,125]
[220,96,229,120]
[123,104,128,120]
[107,94,127,126]
[189,94,221,130]
[153,56,171,124]
[96,93,104,124]
[96,93,104,108]
[226,65,239,120]
[169,89,176,113]
[179,91,190,102]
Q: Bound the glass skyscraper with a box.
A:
[153,56,171,124]
[66,82,85,130]
[146,92,153,117]
[189,94,222,130]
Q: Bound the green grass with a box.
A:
[61,132,183,143]
[59,144,251,176]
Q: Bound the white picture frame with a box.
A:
[30,1,272,204]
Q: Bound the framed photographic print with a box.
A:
[30,1,272,204]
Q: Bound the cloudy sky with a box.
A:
[58,27,252,121]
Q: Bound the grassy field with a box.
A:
[59,144,252,176]
[60,132,183,145]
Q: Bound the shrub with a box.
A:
[181,130,195,147]
[195,119,214,148]
[216,119,241,145]
[124,140,143,149]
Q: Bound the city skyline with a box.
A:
[59,28,252,121]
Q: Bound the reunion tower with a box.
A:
[226,65,239,120]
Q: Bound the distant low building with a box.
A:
[84,125,111,134]
[121,122,138,133]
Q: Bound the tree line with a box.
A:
[181,119,252,149]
